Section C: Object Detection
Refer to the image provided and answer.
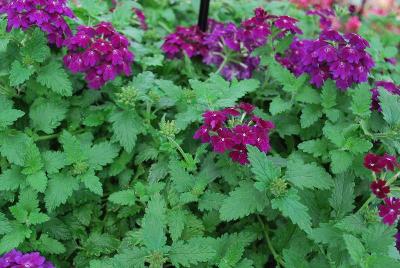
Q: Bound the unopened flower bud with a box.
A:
[270,178,288,198]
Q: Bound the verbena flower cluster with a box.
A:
[1,0,75,47]
[63,22,134,89]
[0,249,54,268]
[364,153,400,225]
[194,103,274,165]
[162,7,302,80]
[370,81,400,111]
[277,30,374,90]
[133,8,147,30]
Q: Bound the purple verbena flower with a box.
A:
[2,0,74,47]
[194,104,274,165]
[133,8,147,30]
[364,153,386,173]
[379,197,400,225]
[370,179,390,199]
[278,30,374,90]
[162,7,302,81]
[370,81,400,111]
[0,249,54,268]
[64,22,134,89]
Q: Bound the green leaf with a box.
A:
[269,97,292,115]
[0,132,30,165]
[44,174,79,211]
[362,223,397,254]
[269,61,301,92]
[344,137,373,155]
[295,85,321,104]
[300,105,323,128]
[323,123,345,147]
[82,171,103,196]
[109,110,143,152]
[108,189,135,205]
[35,234,66,254]
[271,189,312,233]
[26,171,48,193]
[84,233,119,256]
[9,61,34,87]
[0,95,24,129]
[141,194,167,251]
[0,166,25,191]
[167,209,186,242]
[379,89,400,126]
[365,255,400,268]
[351,84,372,118]
[112,248,147,268]
[9,204,28,223]
[21,28,50,63]
[220,182,268,221]
[285,160,333,190]
[298,139,328,157]
[329,174,355,219]
[215,79,260,107]
[0,213,12,235]
[59,131,88,164]
[330,150,353,174]
[343,234,365,265]
[42,151,67,174]
[247,145,281,190]
[22,142,43,175]
[27,211,50,225]
[0,225,30,254]
[169,238,216,267]
[88,142,120,170]
[29,98,68,134]
[36,61,72,96]
[321,80,337,109]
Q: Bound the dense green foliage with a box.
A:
[0,0,399,267]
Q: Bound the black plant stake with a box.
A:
[198,0,210,32]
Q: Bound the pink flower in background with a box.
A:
[345,16,361,33]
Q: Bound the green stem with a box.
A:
[34,133,61,142]
[34,129,85,142]
[257,215,286,267]
[167,137,192,165]
[215,56,228,74]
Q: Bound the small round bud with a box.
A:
[72,162,89,175]
[270,178,288,198]
[160,118,179,138]
[116,86,137,109]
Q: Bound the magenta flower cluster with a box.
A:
[364,153,400,225]
[133,8,148,31]
[370,81,400,111]
[162,7,302,81]
[1,0,75,47]
[307,8,336,30]
[63,22,134,89]
[364,153,398,173]
[0,249,54,268]
[161,23,208,59]
[194,103,274,165]
[277,30,374,90]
